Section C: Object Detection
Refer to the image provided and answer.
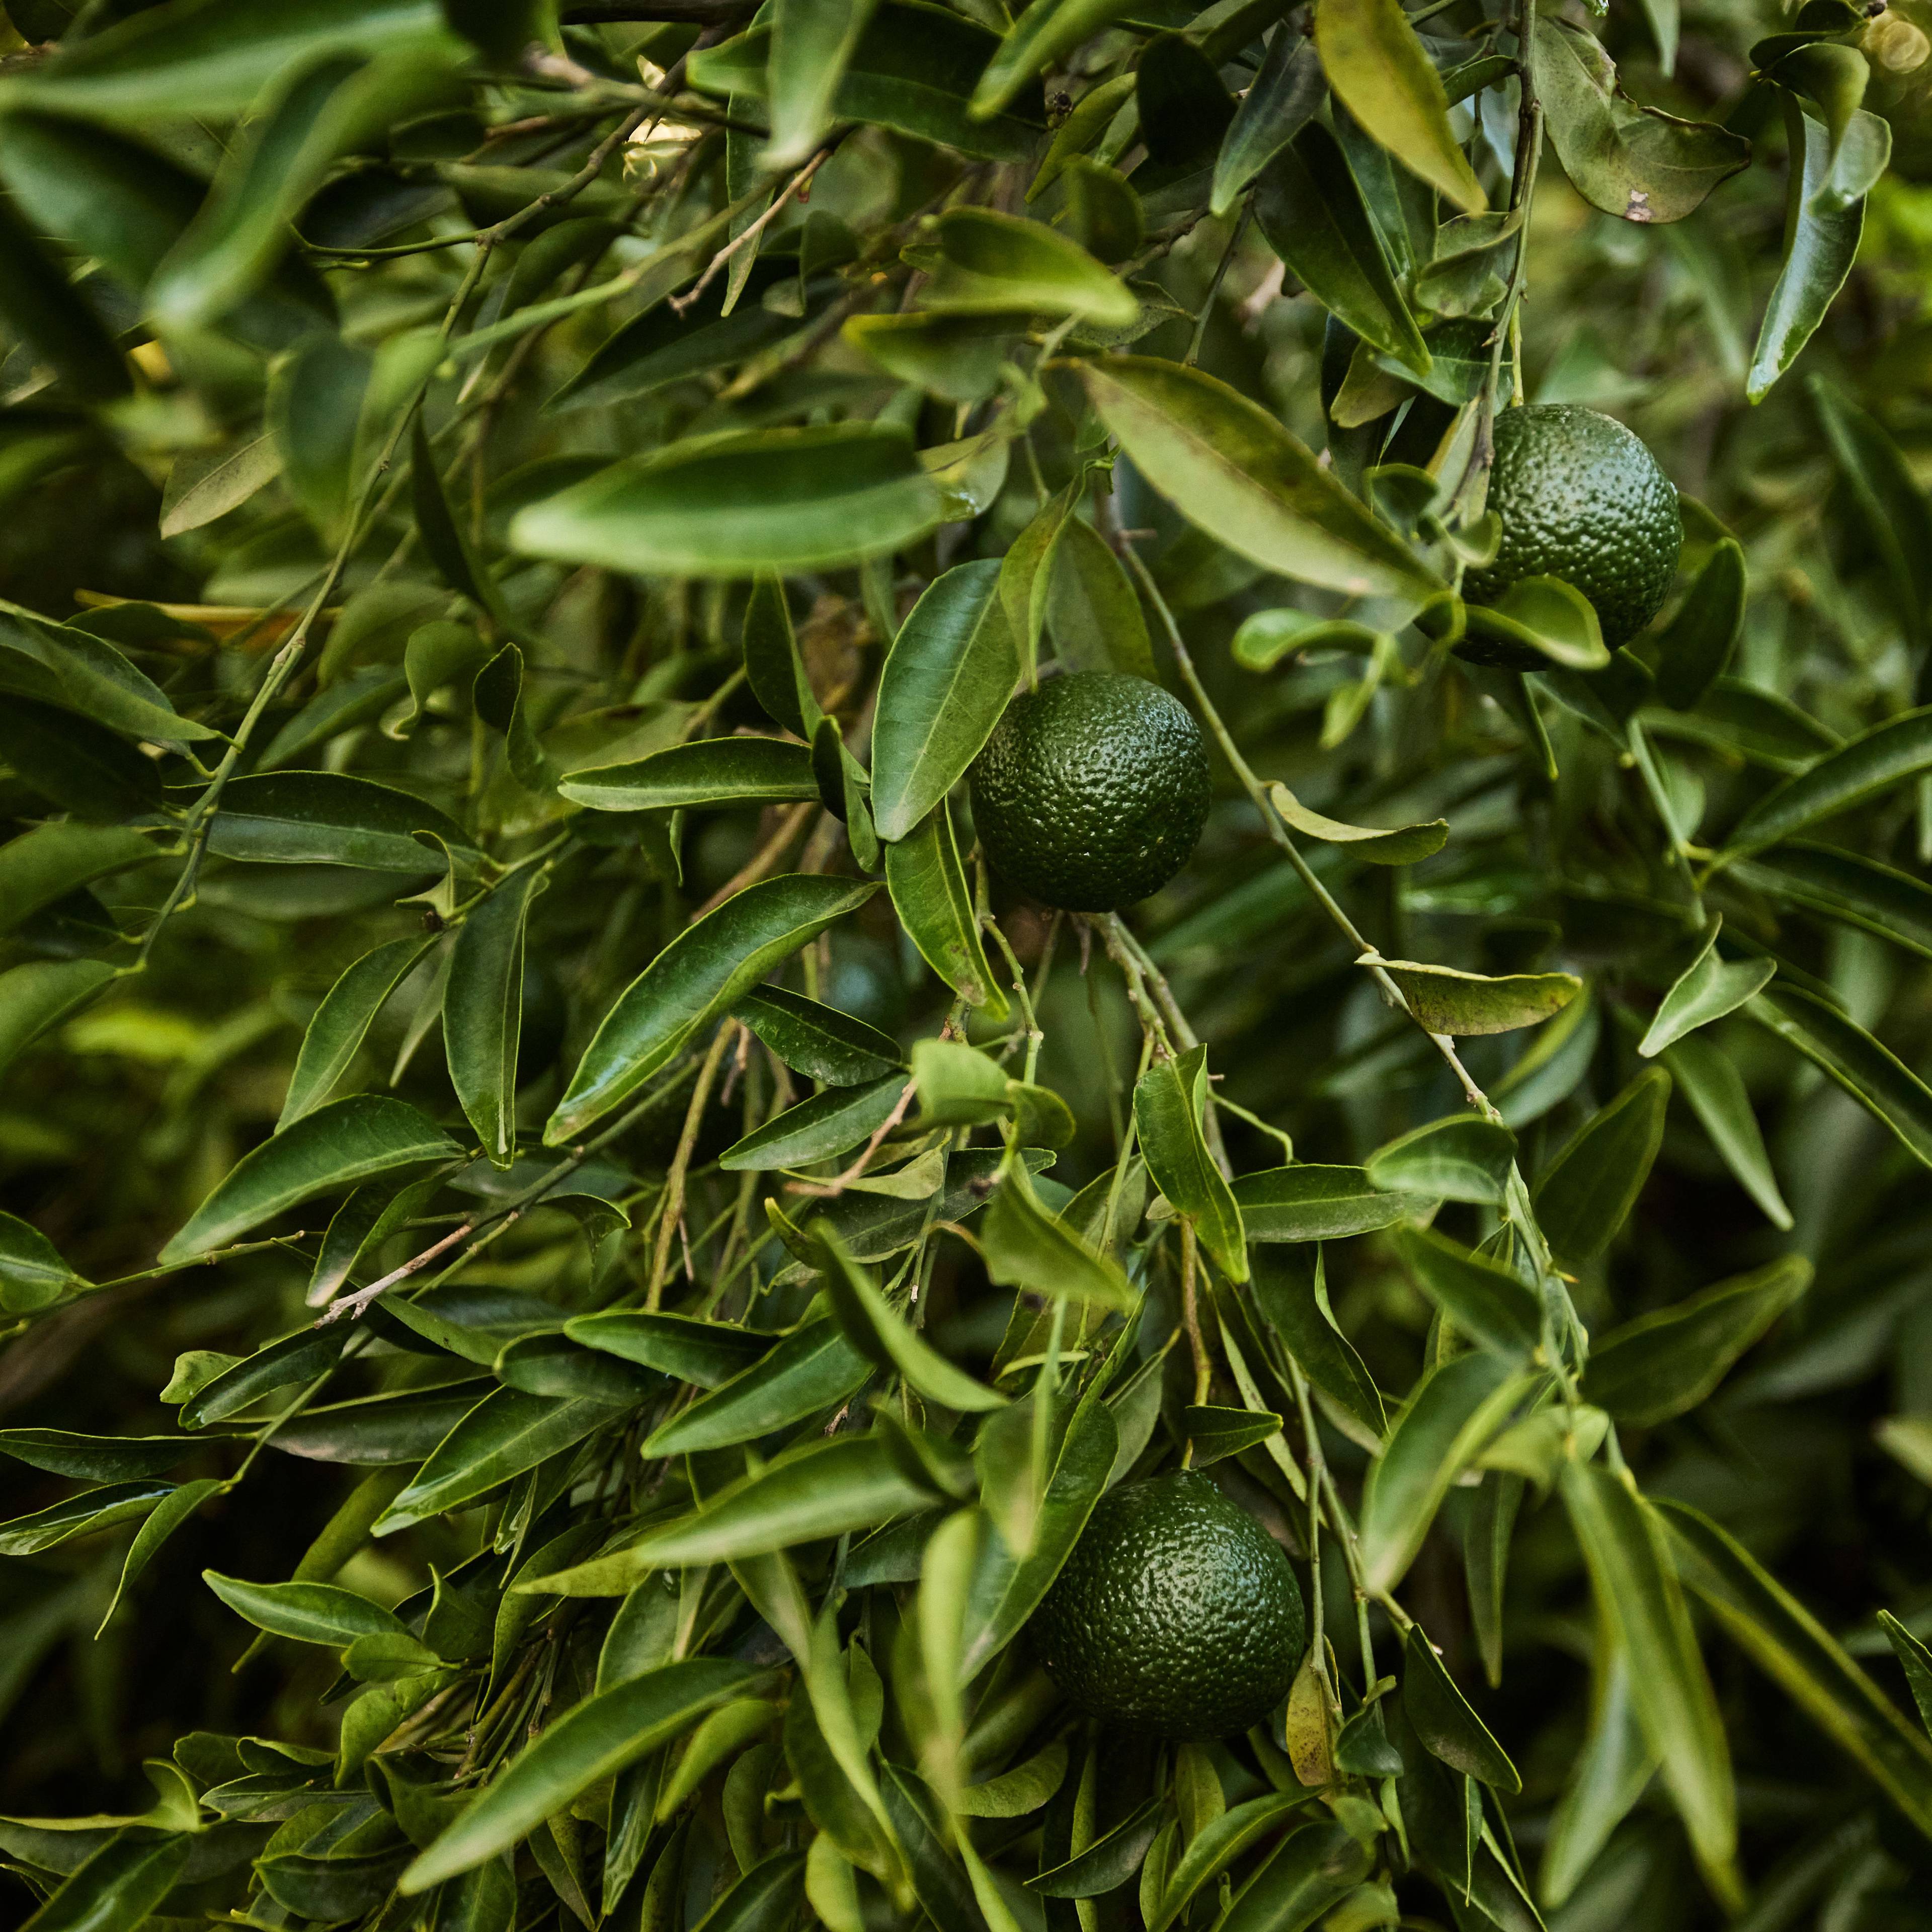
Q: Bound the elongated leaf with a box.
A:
[743,575,822,742]
[1046,513,1156,679]
[812,1222,1005,1411]
[1076,358,1438,609]
[731,985,902,1086]
[719,1078,905,1172]
[1314,0,1485,215]
[1217,1820,1373,1932]
[1560,1464,1735,1879]
[1146,1792,1305,1932]
[1134,1047,1246,1280]
[1373,957,1582,1036]
[1029,1796,1163,1896]
[1233,1164,1433,1241]
[1541,1640,1657,1907]
[1654,537,1746,710]
[872,560,1019,843]
[1808,375,1932,648]
[279,936,433,1130]
[1213,30,1325,217]
[1660,1029,1793,1229]
[883,800,1008,1018]
[1534,1067,1670,1264]
[1664,1500,1932,1832]
[1267,780,1446,865]
[511,425,943,576]
[1360,1352,1529,1593]
[160,1095,457,1265]
[565,1312,773,1390]
[1747,983,1932,1167]
[1255,126,1430,375]
[643,1320,872,1456]
[207,771,470,873]
[1720,708,1932,861]
[0,823,153,937]
[1748,97,1863,402]
[447,869,542,1168]
[0,1430,187,1482]
[980,1160,1136,1310]
[0,958,115,1082]
[0,1480,174,1556]
[1365,1115,1515,1204]
[374,1390,624,1534]
[560,739,818,814]
[0,601,217,747]
[202,1571,409,1647]
[767,0,882,167]
[1733,842,1932,961]
[1531,13,1750,225]
[1250,1249,1386,1434]
[1639,924,1775,1056]
[969,0,1138,119]
[0,194,129,402]
[269,1382,495,1465]
[1463,574,1611,671]
[1583,1256,1811,1424]
[1393,1225,1542,1358]
[548,874,878,1142]
[22,1831,192,1932]
[403,1658,757,1890]
[1881,1612,1932,1739]
[924,207,1135,326]
[1404,1628,1520,1792]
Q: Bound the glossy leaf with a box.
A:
[1314,0,1486,215]
[447,868,543,1167]
[719,1077,905,1171]
[1732,843,1932,961]
[732,986,902,1086]
[1583,1256,1811,1424]
[1046,514,1156,680]
[1462,575,1611,671]
[1134,1046,1247,1280]
[980,1160,1137,1310]
[1250,1249,1386,1435]
[548,874,878,1142]
[1076,358,1439,609]
[1365,1114,1515,1204]
[560,738,819,814]
[280,935,433,1130]
[511,425,943,577]
[1719,707,1932,861]
[969,0,1137,119]
[207,771,469,873]
[923,207,1136,326]
[566,1312,773,1390]
[0,823,154,937]
[1212,30,1326,217]
[203,1570,410,1647]
[1639,923,1776,1056]
[160,1095,457,1265]
[1217,1820,1373,1932]
[1232,1164,1433,1241]
[1747,983,1932,1167]
[1392,1225,1542,1358]
[872,559,1019,843]
[1404,1628,1521,1792]
[1267,780,1447,865]
[767,0,882,167]
[883,801,1008,1018]
[642,1320,872,1456]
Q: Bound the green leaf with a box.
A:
[1807,376,1932,648]
[1250,1249,1386,1435]
[1133,1046,1247,1281]
[1366,1115,1515,1204]
[1663,1500,1932,1836]
[1392,1225,1543,1359]
[922,207,1135,326]
[1747,98,1863,403]
[547,873,878,1143]
[812,1224,1005,1412]
[1359,1352,1530,1593]
[0,823,154,937]
[0,1480,174,1556]
[1074,358,1440,610]
[1314,0,1486,216]
[1371,957,1582,1035]
[97,1477,227,1635]
[1029,1795,1164,1896]
[1463,575,1611,671]
[1530,13,1750,225]
[206,771,470,873]
[719,1077,905,1172]
[872,559,1019,843]
[0,600,219,748]
[1533,1066,1671,1265]
[0,1430,185,1482]
[0,193,129,402]
[559,738,819,814]
[0,1211,87,1314]
[767,0,882,168]
[160,434,282,539]
[883,800,1008,1019]
[1767,46,1890,213]
[19,1831,192,1932]
[1747,983,1932,1168]
[1638,923,1776,1057]
[1216,1819,1374,1932]
[1718,707,1932,863]
[0,957,115,1082]
[844,311,1027,407]
[732,986,902,1087]
[178,1326,346,1428]
[268,1382,495,1465]
[374,1390,624,1534]
[447,870,543,1169]
[202,1570,410,1647]
[1880,1612,1932,1741]
[1060,156,1143,266]
[511,425,943,577]
[280,935,434,1131]
[402,1658,758,1890]
[160,1094,457,1265]
[979,1160,1137,1310]
[1046,514,1156,680]
[0,694,163,824]
[1583,1256,1811,1424]
[1255,126,1430,377]
[642,1320,872,1457]
[1541,1641,1656,1907]
[742,574,823,742]
[1653,538,1746,710]
[970,0,1137,119]
[1266,781,1447,866]
[1731,843,1932,962]
[1181,1404,1283,1468]
[1404,1628,1521,1792]
[1659,1029,1792,1229]
[565,1312,774,1390]
[1212,30,1325,217]
[1560,1465,1735,1881]
[1232,1164,1433,1241]
[954,1739,1069,1818]
[1146,1793,1304,1932]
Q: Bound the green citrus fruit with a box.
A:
[1033,1470,1305,1739]
[1463,404,1681,665]
[970,672,1210,913]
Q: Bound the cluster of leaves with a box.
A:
[7,0,1932,1928]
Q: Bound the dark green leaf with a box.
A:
[1212,29,1325,217]
[1747,983,1932,1168]
[1718,707,1932,862]
[1029,1796,1163,1896]
[1659,1029,1793,1229]
[1217,1820,1374,1932]
[560,738,819,814]
[207,771,470,873]
[645,1320,872,1455]
[280,935,434,1129]
[1232,1164,1433,1241]
[1134,1046,1247,1280]
[719,1077,906,1172]
[202,1570,410,1647]
[883,800,1008,1018]
[1534,1066,1671,1264]
[1653,538,1745,709]
[1365,1114,1516,1204]
[564,1311,776,1390]
[447,868,542,1168]
[731,985,902,1086]
[0,1209,87,1313]
[1392,1225,1543,1358]
[1404,1627,1520,1791]
[0,1480,173,1556]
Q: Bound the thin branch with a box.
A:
[647,1023,737,1308]
[670,147,832,316]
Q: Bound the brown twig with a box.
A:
[670,147,833,317]
[647,1024,737,1308]
[693,801,818,918]
[786,1078,918,1198]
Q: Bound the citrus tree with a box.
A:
[7,0,1932,1927]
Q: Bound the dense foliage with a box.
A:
[7,0,1932,1928]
